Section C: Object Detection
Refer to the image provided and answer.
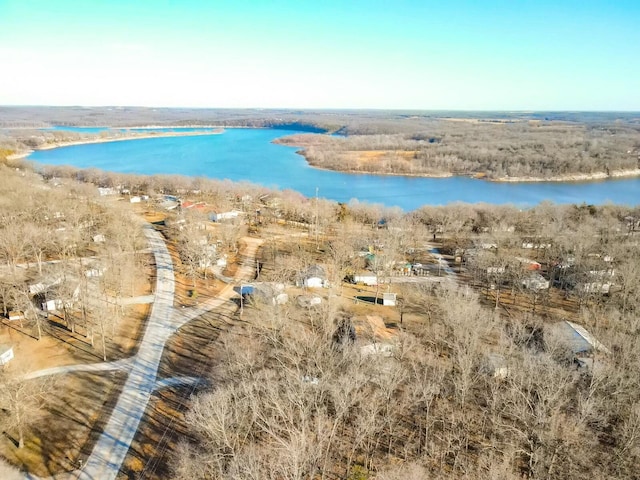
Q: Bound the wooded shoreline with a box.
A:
[10,129,639,185]
[7,129,224,160]
[277,137,640,183]
[2,108,639,183]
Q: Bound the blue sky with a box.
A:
[0,0,638,109]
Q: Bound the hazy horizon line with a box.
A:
[2,105,640,114]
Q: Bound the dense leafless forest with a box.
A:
[276,121,640,179]
[1,148,639,478]
[172,199,640,479]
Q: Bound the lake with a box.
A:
[28,128,640,211]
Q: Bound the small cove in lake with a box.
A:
[28,128,640,210]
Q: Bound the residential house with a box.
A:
[515,257,542,271]
[97,187,117,196]
[351,272,378,286]
[550,320,610,367]
[209,210,243,222]
[521,273,550,291]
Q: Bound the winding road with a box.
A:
[22,226,262,480]
[74,225,176,480]
[77,231,262,480]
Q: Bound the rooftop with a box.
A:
[0,344,14,356]
[552,321,610,355]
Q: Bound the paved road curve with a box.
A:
[76,234,263,480]
[76,225,176,480]
[20,232,263,480]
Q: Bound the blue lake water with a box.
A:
[28,128,640,211]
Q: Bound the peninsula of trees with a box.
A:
[274,119,640,181]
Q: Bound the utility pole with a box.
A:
[315,187,319,249]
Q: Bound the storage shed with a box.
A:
[382,292,397,306]
[8,311,24,321]
[298,265,328,288]
[0,344,14,365]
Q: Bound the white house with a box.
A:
[486,266,506,274]
[0,344,14,365]
[209,210,243,222]
[216,255,228,267]
[42,299,64,312]
[521,274,550,291]
[85,267,105,278]
[522,242,551,249]
[577,282,612,294]
[41,284,80,312]
[29,277,62,295]
[97,187,117,196]
[353,273,378,286]
[160,199,180,210]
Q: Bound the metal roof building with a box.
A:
[552,321,610,355]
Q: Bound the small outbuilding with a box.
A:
[249,283,289,306]
[382,292,397,306]
[298,265,328,289]
[481,353,509,379]
[234,284,255,296]
[8,311,24,321]
[0,344,14,366]
[297,295,323,308]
